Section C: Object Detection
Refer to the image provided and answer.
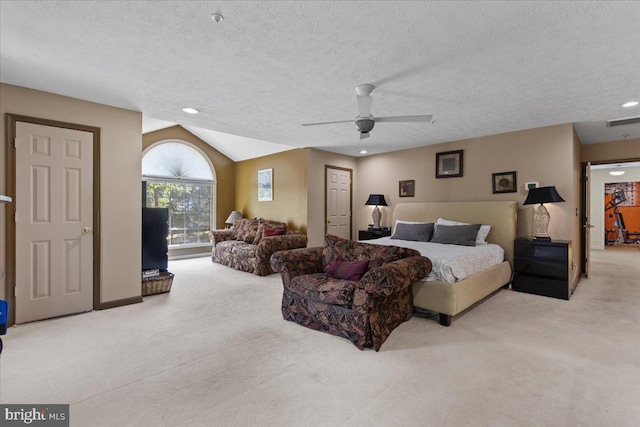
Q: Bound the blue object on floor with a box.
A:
[0,299,8,335]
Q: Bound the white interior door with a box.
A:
[326,167,351,239]
[584,162,592,278]
[15,122,94,323]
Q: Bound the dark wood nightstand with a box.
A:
[512,238,572,300]
[358,229,391,240]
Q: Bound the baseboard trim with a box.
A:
[169,252,210,260]
[98,296,143,310]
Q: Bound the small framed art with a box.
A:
[436,150,463,178]
[492,171,517,194]
[525,182,539,191]
[258,168,273,201]
[399,180,415,197]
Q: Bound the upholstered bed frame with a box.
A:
[390,201,518,326]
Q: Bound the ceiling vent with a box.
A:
[606,116,640,127]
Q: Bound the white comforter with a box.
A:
[364,237,504,283]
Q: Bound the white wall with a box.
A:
[589,166,640,249]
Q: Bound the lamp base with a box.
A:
[372,206,382,229]
[533,236,552,241]
[533,204,551,240]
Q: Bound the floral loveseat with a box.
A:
[270,234,432,351]
[208,218,307,276]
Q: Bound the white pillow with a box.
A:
[436,218,491,245]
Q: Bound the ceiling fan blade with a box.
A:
[301,120,353,127]
[360,132,370,140]
[375,115,433,123]
[357,95,372,118]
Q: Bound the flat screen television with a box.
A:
[142,207,169,271]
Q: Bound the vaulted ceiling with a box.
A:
[1,1,639,161]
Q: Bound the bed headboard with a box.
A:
[391,201,518,262]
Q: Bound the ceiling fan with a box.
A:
[301,84,433,139]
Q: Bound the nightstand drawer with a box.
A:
[513,259,568,280]
[512,274,570,300]
[514,242,568,262]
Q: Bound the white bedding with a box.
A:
[364,237,504,283]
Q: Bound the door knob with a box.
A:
[82,227,91,234]
[583,224,594,229]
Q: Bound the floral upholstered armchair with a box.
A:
[270,234,432,351]
[208,218,307,276]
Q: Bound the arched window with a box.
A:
[142,140,216,247]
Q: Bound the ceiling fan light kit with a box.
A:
[355,118,375,138]
[301,84,433,139]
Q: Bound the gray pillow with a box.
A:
[390,222,434,242]
[430,224,481,246]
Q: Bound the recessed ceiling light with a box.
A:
[359,150,367,154]
[622,101,638,108]
[182,107,199,114]
[609,170,625,176]
[211,13,224,23]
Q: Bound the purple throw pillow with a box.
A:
[326,258,369,282]
[263,226,286,237]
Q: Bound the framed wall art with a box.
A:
[258,168,273,201]
[399,180,415,197]
[525,181,539,191]
[492,171,517,194]
[436,150,463,178]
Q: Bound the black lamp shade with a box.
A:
[365,194,388,206]
[523,186,565,205]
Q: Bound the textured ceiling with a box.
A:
[1,1,639,161]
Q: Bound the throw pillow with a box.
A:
[436,218,491,244]
[252,220,287,244]
[234,219,261,243]
[263,226,286,237]
[326,257,369,282]
[390,222,434,242]
[430,224,481,246]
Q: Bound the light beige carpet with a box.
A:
[1,248,638,426]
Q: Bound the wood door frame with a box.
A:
[5,114,101,326]
[324,165,353,239]
[579,157,640,275]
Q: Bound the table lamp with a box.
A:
[225,210,243,228]
[523,186,565,240]
[365,194,388,230]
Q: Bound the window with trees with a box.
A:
[142,141,215,247]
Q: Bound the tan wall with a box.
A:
[356,123,577,244]
[142,126,235,231]
[581,139,640,163]
[306,148,358,247]
[235,149,307,233]
[0,83,142,303]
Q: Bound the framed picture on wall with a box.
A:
[492,171,517,194]
[258,168,273,201]
[399,180,415,197]
[525,181,539,191]
[436,150,463,178]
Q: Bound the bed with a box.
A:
[365,201,518,326]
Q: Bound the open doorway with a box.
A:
[581,160,640,278]
[603,181,640,247]
[589,162,640,252]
